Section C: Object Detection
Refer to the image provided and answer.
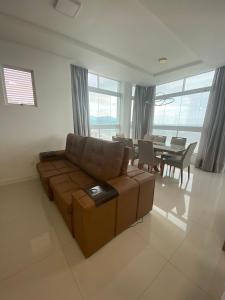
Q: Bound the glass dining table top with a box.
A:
[133,140,186,154]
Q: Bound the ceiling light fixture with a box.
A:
[55,0,81,17]
[158,57,168,64]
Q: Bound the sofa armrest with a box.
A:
[107,176,139,234]
[127,170,155,219]
[39,150,65,162]
[72,189,116,257]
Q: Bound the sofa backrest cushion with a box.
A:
[80,137,125,181]
[65,134,87,166]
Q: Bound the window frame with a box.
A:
[153,70,215,152]
[1,65,37,107]
[88,73,122,139]
[154,85,211,134]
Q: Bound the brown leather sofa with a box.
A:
[37,133,155,257]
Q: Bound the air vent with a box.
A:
[55,0,81,17]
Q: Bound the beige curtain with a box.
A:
[196,66,225,172]
[132,85,155,139]
[71,65,90,136]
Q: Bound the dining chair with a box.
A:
[143,134,154,141]
[112,137,138,165]
[153,135,167,144]
[161,142,197,184]
[152,135,167,157]
[112,136,122,142]
[116,133,125,138]
[171,137,187,146]
[138,140,161,172]
[162,137,187,161]
[124,138,139,165]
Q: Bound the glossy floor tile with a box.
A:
[0,250,83,300]
[134,210,190,259]
[0,166,224,300]
[170,222,224,299]
[140,263,214,300]
[63,229,166,300]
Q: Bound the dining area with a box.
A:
[112,134,197,184]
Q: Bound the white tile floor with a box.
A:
[0,166,224,300]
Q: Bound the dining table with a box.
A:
[133,139,186,175]
[133,139,186,155]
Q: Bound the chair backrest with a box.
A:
[116,133,125,138]
[153,135,166,144]
[171,137,187,146]
[138,140,155,165]
[123,138,134,159]
[182,142,197,167]
[123,138,133,148]
[143,134,154,141]
[112,136,122,142]
[112,137,134,159]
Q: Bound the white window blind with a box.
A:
[2,66,36,106]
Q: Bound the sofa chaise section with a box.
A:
[36,134,87,199]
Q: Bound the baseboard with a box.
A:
[0,175,38,187]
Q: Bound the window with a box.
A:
[88,73,121,140]
[153,70,215,152]
[156,79,183,96]
[1,66,36,106]
[184,71,214,91]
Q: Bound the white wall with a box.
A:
[0,40,74,185]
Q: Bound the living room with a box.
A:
[0,1,225,300]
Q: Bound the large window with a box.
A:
[88,73,121,140]
[153,71,215,151]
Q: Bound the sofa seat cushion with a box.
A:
[127,165,145,178]
[68,171,97,188]
[49,171,97,232]
[50,174,80,214]
[37,159,79,183]
[81,137,125,181]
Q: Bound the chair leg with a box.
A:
[131,159,134,166]
[169,165,172,176]
[160,162,164,177]
[188,165,190,179]
[180,169,183,185]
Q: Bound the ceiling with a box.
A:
[0,0,224,85]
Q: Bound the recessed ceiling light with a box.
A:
[158,57,168,64]
[55,0,81,17]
